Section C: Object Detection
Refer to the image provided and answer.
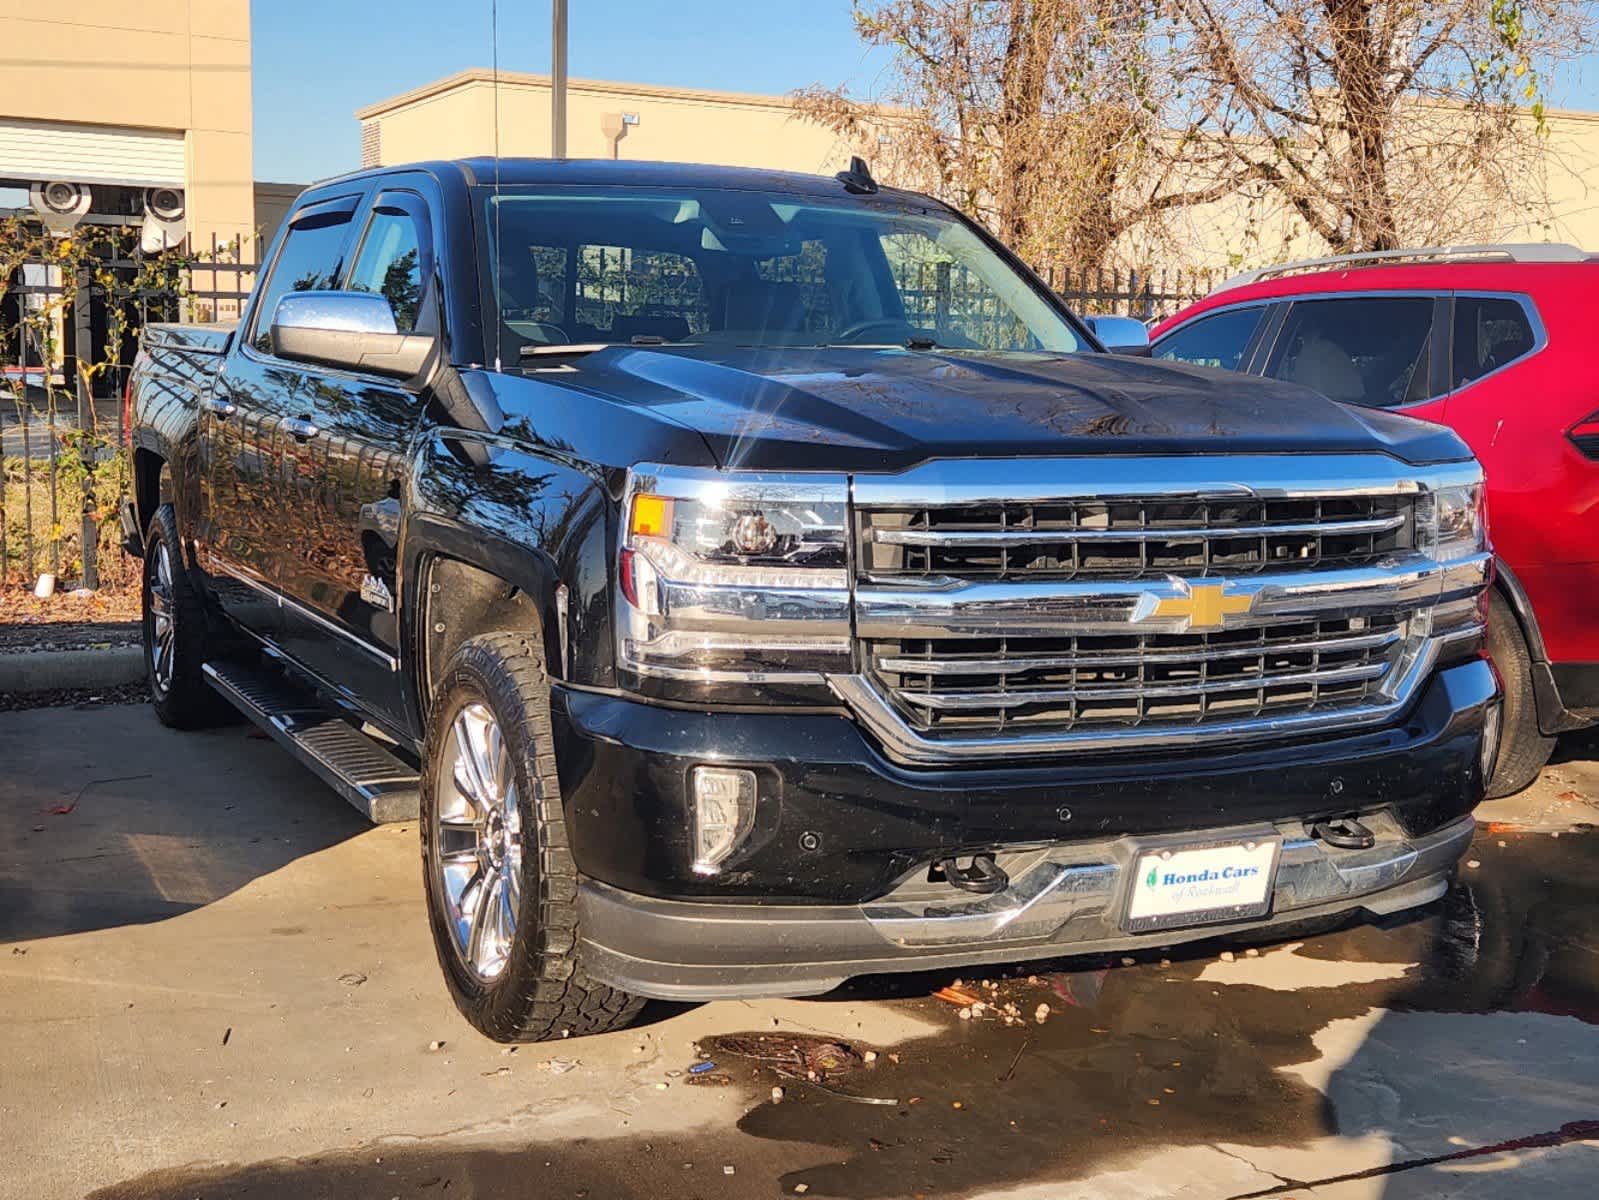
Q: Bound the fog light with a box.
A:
[691,767,757,875]
[1480,702,1503,787]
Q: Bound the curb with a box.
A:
[0,645,145,693]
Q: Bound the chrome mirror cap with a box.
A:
[272,290,399,336]
[268,290,434,382]
[1085,314,1152,355]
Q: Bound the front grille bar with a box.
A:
[874,626,1403,676]
[837,455,1489,765]
[872,513,1406,548]
[892,661,1390,711]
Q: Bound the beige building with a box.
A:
[355,69,878,177]
[0,0,273,310]
[361,70,1599,280]
[1145,104,1599,275]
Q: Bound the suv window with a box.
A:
[251,204,356,352]
[1454,295,1537,388]
[1154,307,1264,371]
[347,210,425,332]
[1268,296,1434,408]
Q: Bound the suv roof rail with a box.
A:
[1215,243,1595,292]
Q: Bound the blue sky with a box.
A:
[252,2,1599,184]
[251,0,893,182]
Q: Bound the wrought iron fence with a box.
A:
[1,227,258,593]
[1039,264,1219,322]
[1,232,1217,597]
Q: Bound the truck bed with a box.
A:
[141,322,235,355]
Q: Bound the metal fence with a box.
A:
[1039,265,1218,322]
[1,229,258,592]
[1,240,1214,596]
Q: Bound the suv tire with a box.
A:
[142,504,214,729]
[1485,591,1556,798]
[420,631,645,1042]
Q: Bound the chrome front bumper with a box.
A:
[578,813,1475,1001]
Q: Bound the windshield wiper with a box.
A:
[519,342,617,359]
[905,335,942,350]
[518,337,693,361]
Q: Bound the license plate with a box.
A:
[1124,837,1280,933]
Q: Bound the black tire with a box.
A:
[419,631,645,1042]
[1485,590,1555,799]
[142,504,214,729]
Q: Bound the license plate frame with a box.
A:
[1122,835,1282,934]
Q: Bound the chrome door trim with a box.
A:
[212,559,400,672]
[277,586,401,672]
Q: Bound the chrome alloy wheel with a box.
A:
[433,703,523,981]
[148,540,177,696]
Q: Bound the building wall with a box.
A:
[1125,106,1599,274]
[1537,109,1599,251]
[356,70,876,177]
[0,0,255,287]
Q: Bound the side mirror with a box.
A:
[270,291,435,382]
[1085,314,1152,357]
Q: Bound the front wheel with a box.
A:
[1485,591,1556,799]
[419,631,645,1042]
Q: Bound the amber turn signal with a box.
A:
[629,494,673,537]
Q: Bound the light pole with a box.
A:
[551,0,568,159]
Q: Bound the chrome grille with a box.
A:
[868,613,1410,737]
[859,494,1412,580]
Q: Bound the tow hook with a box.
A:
[1308,815,1377,850]
[932,853,1010,895]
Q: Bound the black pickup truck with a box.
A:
[124,158,1498,1043]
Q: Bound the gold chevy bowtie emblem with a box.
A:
[1149,581,1252,632]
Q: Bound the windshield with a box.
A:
[477,186,1084,363]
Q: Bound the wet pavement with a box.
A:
[2,704,1596,1200]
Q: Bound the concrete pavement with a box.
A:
[2,702,1596,1200]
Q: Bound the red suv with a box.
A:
[1150,245,1599,796]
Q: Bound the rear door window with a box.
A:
[1453,296,1538,389]
[1266,296,1436,407]
[250,200,358,352]
[1153,307,1265,371]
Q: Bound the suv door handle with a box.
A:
[283,417,321,442]
[204,396,237,419]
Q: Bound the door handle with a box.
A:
[283,417,321,442]
[204,396,237,419]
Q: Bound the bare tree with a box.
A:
[806,1,1594,270]
[798,1,1238,271]
[1170,0,1597,252]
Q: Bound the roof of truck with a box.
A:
[312,157,931,203]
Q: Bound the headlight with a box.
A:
[617,465,851,702]
[1418,481,1487,561]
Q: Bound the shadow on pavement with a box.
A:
[0,701,369,943]
[86,829,1599,1200]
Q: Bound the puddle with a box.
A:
[93,831,1599,1200]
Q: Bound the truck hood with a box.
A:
[512,345,1471,472]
